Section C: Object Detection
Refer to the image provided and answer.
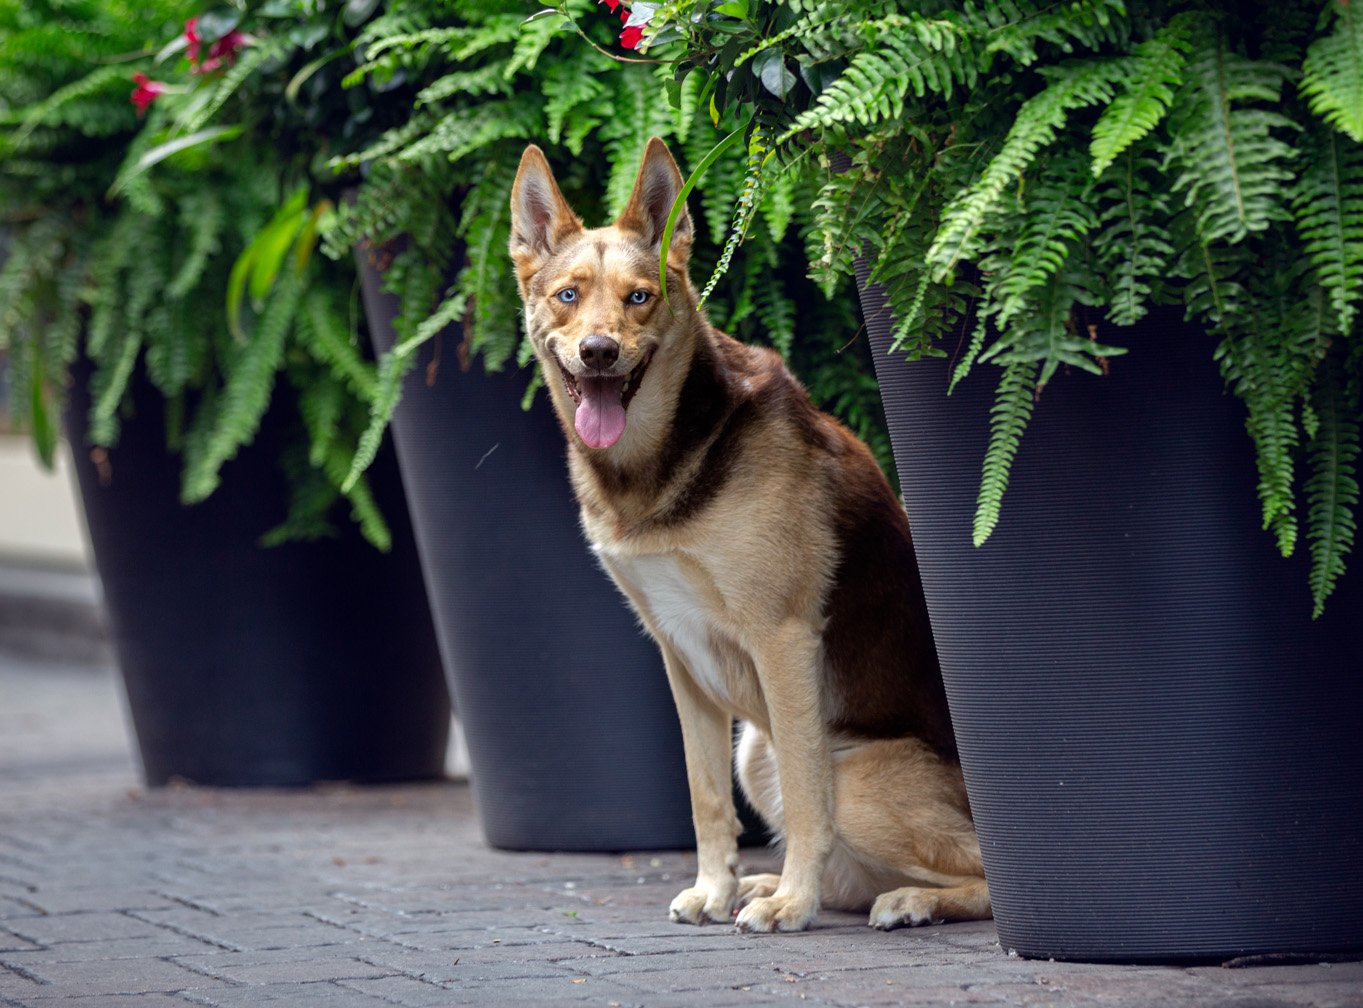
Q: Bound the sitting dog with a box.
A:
[508,138,991,933]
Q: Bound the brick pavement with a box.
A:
[2,649,1361,1006]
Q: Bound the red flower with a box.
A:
[197,29,247,74]
[184,17,200,63]
[600,0,642,49]
[184,16,246,74]
[130,71,165,116]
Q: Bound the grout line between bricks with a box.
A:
[0,959,46,986]
[124,910,241,953]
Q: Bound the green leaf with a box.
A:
[27,349,57,470]
[659,123,746,303]
[755,51,796,99]
[107,125,244,197]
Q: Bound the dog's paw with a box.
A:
[736,872,781,907]
[669,884,735,926]
[734,893,816,933]
[869,887,944,930]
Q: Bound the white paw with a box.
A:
[869,887,943,930]
[734,893,816,933]
[669,884,735,926]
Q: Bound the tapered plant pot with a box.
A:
[65,358,450,787]
[857,276,1363,963]
[354,242,694,851]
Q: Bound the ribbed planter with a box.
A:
[857,276,1363,963]
[354,242,694,851]
[65,358,450,787]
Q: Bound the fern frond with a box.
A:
[417,65,512,105]
[1093,151,1177,325]
[928,58,1126,278]
[1089,13,1196,177]
[180,36,289,134]
[988,151,1099,332]
[1168,34,1297,246]
[297,286,376,399]
[180,264,304,503]
[701,126,775,304]
[1215,326,1302,557]
[396,97,540,167]
[344,286,467,491]
[1291,125,1363,333]
[973,361,1038,547]
[976,0,1128,65]
[456,160,517,369]
[780,15,973,142]
[1305,356,1361,617]
[600,64,681,218]
[1301,0,1363,143]
[541,61,608,154]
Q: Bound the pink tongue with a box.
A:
[574,376,628,449]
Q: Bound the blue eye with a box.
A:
[628,290,650,305]
[556,288,577,304]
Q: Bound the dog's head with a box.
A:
[509,138,696,452]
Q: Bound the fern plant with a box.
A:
[321,0,885,487]
[639,0,1363,617]
[1,0,401,548]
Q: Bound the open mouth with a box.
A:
[556,350,653,450]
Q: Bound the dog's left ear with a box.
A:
[617,137,692,265]
[510,144,582,277]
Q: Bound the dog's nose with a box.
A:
[579,334,620,371]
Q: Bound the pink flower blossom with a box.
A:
[184,16,247,74]
[130,71,165,116]
[184,17,201,63]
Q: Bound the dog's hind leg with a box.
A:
[829,736,991,928]
[869,878,991,929]
[741,730,991,927]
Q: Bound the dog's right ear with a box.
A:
[509,145,582,278]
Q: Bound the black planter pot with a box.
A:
[857,278,1363,963]
[355,245,694,851]
[65,359,450,787]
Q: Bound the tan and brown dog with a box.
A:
[508,138,991,933]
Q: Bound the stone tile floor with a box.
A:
[2,650,1360,1006]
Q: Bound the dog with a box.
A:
[508,137,991,933]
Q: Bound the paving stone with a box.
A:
[0,933,38,954]
[0,955,229,997]
[1,935,225,962]
[4,645,1362,1008]
[180,980,397,1006]
[4,912,162,947]
[337,975,461,1007]
[172,948,400,986]
[16,995,202,1007]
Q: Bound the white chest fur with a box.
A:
[598,548,755,718]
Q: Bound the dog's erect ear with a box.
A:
[617,137,692,263]
[509,145,582,271]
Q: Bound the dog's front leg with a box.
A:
[657,640,742,925]
[735,620,831,933]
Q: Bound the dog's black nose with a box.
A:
[579,334,620,371]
